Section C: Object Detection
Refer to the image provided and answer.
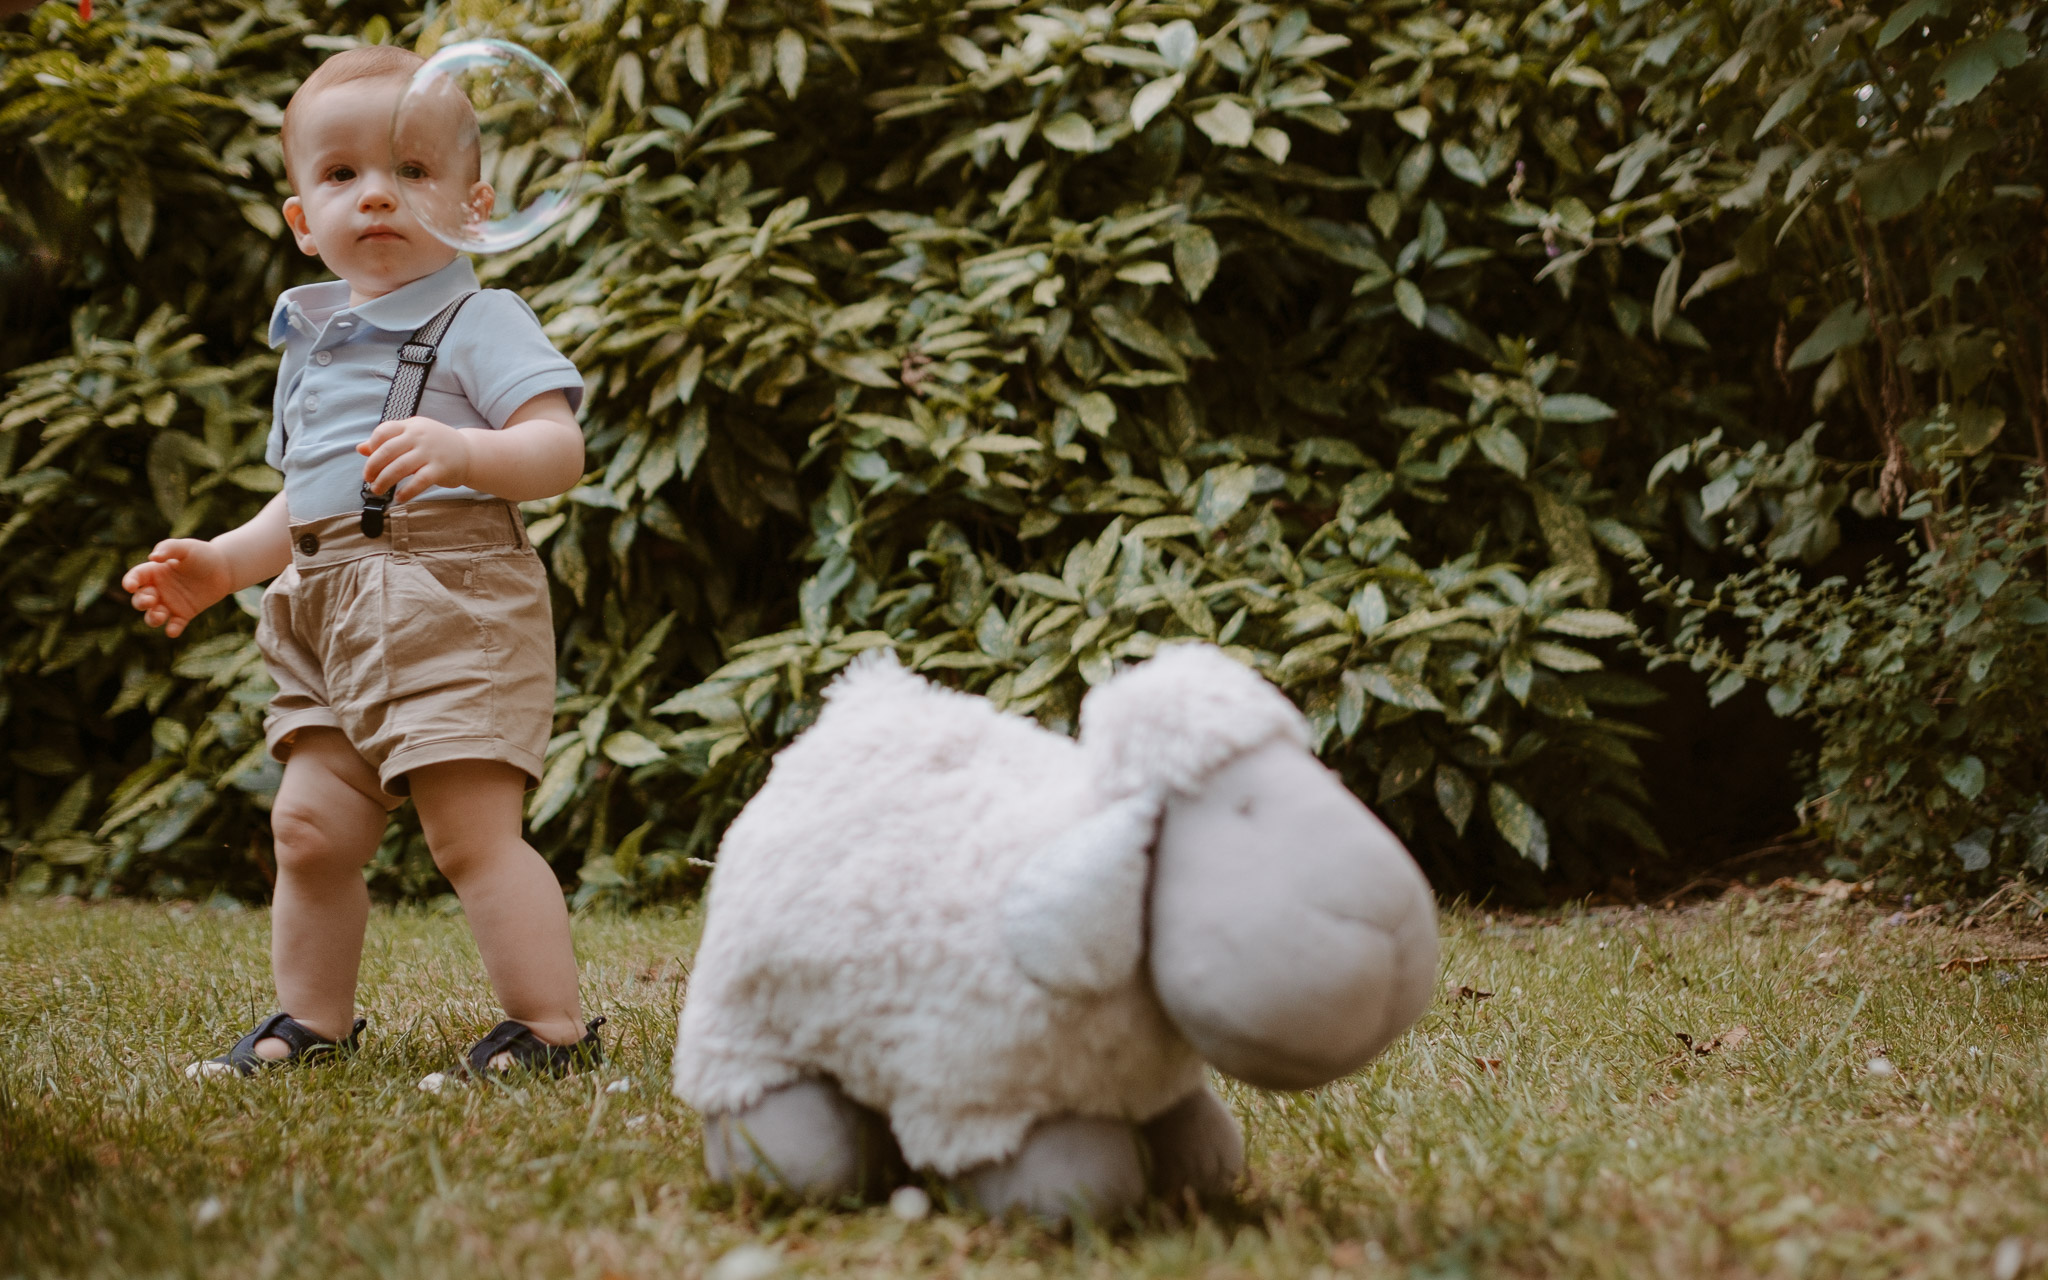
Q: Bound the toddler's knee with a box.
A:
[270,802,361,878]
[426,831,493,884]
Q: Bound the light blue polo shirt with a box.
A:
[265,257,584,522]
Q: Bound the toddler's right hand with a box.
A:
[122,539,233,638]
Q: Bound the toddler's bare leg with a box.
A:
[261,728,395,1058]
[410,759,585,1045]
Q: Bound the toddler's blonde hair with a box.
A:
[281,46,428,189]
[282,46,482,193]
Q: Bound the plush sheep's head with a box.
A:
[1081,646,1440,1090]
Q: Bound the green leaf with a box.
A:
[1530,642,1602,672]
[1652,254,1681,339]
[1876,0,1946,48]
[529,741,588,827]
[1934,31,2028,106]
[1435,764,1476,836]
[1488,782,1550,868]
[775,28,807,98]
[1394,279,1427,328]
[1015,572,1083,603]
[1538,394,1617,423]
[1174,226,1219,300]
[1368,191,1401,240]
[1076,392,1117,435]
[1441,142,1486,186]
[117,171,155,259]
[1971,559,2010,600]
[1473,424,1528,478]
[1854,152,1939,222]
[601,731,668,767]
[1195,463,1257,529]
[1754,72,1820,140]
[1540,609,1633,639]
[1130,74,1185,131]
[1944,755,1986,801]
[1092,306,1187,376]
[1932,247,1990,300]
[1193,99,1255,148]
[1043,114,1099,152]
[1786,302,1870,371]
[1350,665,1445,712]
[1154,20,1199,70]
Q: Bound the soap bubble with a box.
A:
[392,39,585,254]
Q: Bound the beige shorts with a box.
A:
[257,500,556,797]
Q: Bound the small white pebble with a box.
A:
[624,1114,651,1130]
[1609,987,1621,997]
[193,1196,225,1227]
[1625,1137,1638,1150]
[605,1078,632,1094]
[418,1072,450,1094]
[708,1244,782,1280]
[889,1185,932,1221]
[1866,1057,1896,1078]
[185,1060,234,1081]
[1597,940,1607,950]
[1994,1237,2026,1280]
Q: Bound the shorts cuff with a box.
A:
[266,709,344,763]
[379,738,546,796]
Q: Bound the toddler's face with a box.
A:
[282,77,492,298]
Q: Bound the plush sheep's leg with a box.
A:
[702,1079,901,1201]
[956,1116,1145,1224]
[1141,1086,1243,1200]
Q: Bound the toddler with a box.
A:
[123,45,598,1077]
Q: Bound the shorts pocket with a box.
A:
[378,556,497,730]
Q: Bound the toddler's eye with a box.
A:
[397,162,428,181]
[328,166,355,183]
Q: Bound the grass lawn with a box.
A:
[3,891,2046,1279]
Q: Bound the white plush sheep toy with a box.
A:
[672,643,1440,1221]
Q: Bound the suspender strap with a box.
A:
[360,292,476,538]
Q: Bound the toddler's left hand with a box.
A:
[359,416,475,503]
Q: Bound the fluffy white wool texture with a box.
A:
[1081,644,1310,800]
[673,645,1305,1175]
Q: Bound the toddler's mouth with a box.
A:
[359,226,406,242]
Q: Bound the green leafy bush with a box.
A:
[1617,0,2048,884]
[33,0,2035,903]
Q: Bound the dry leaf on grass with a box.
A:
[1675,1026,1751,1056]
[1940,953,2048,974]
[1771,877,1868,902]
[1447,983,1494,1002]
[1472,1056,1503,1073]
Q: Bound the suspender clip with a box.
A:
[359,485,392,538]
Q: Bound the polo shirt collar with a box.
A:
[266,257,479,348]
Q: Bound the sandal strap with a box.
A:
[464,1016,606,1078]
[217,1013,364,1075]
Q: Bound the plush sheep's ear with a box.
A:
[1080,644,1309,800]
[1001,794,1158,997]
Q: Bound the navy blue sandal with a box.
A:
[462,1017,606,1078]
[185,1012,365,1079]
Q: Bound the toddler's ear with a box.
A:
[281,197,319,257]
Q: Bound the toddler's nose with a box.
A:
[356,173,399,212]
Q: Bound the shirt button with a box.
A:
[304,394,318,413]
[314,351,333,366]
[297,534,320,555]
